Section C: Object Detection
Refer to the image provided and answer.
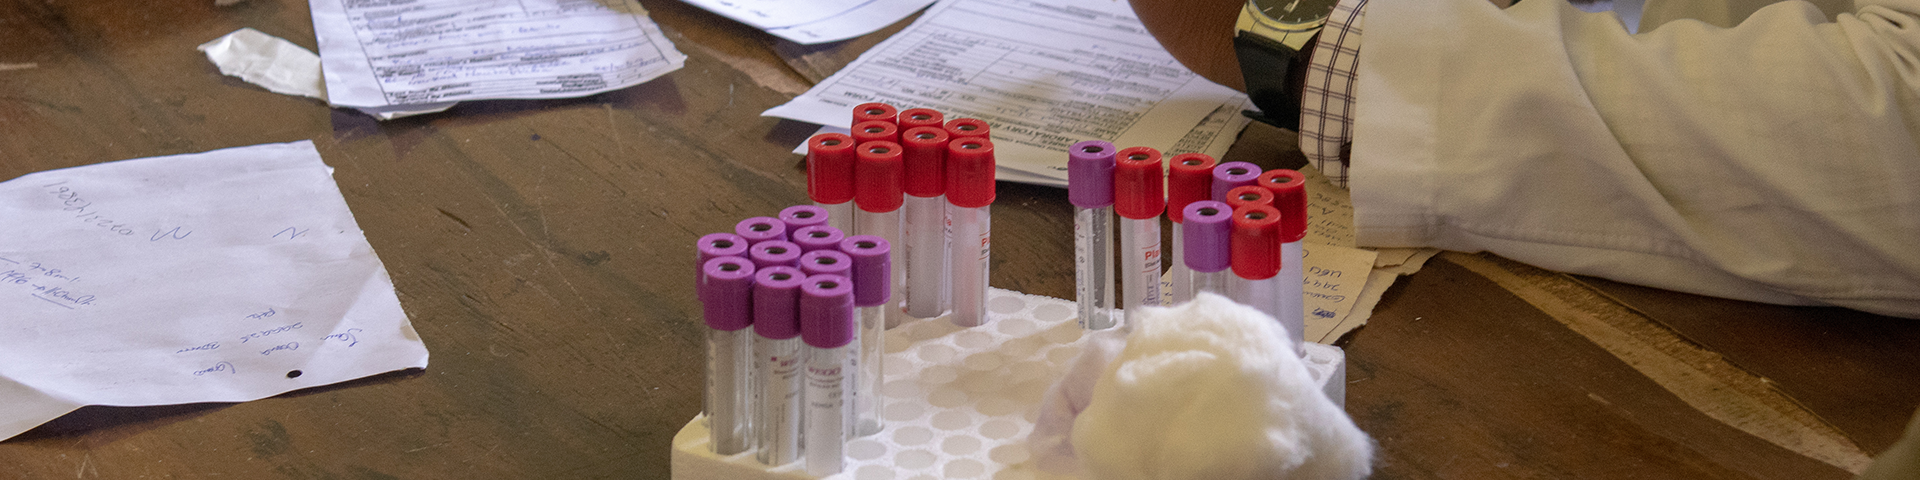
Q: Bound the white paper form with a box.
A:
[309,0,686,108]
[764,0,1248,184]
[760,0,939,45]
[0,141,429,440]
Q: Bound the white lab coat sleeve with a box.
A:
[1350,0,1920,317]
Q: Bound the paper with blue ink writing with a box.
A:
[0,141,429,440]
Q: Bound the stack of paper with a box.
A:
[766,0,1252,187]
[680,0,940,44]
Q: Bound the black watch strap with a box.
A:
[1234,32,1310,130]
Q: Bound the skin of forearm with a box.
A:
[1131,0,1249,91]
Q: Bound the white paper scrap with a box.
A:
[764,0,1249,184]
[761,0,937,44]
[0,141,429,440]
[309,0,686,109]
[198,28,328,100]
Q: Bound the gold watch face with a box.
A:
[1246,0,1336,30]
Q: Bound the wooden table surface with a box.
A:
[2,1,1914,478]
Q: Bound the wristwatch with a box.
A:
[1234,0,1342,130]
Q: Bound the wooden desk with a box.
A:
[1,1,1913,478]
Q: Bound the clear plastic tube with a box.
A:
[949,205,990,327]
[855,209,905,329]
[1170,227,1191,305]
[1120,216,1162,326]
[1278,241,1305,354]
[1191,269,1232,298]
[903,194,949,319]
[1075,205,1117,330]
[818,201,853,236]
[805,344,852,476]
[755,336,803,465]
[855,305,884,436]
[706,328,752,455]
[1231,275,1281,323]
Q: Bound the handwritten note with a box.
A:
[1300,243,1378,343]
[0,141,429,440]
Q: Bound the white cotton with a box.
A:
[1069,293,1374,480]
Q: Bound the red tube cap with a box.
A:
[1166,153,1216,223]
[945,137,996,208]
[851,120,899,146]
[899,108,945,131]
[807,133,856,204]
[944,118,991,139]
[853,103,897,126]
[1224,185,1274,210]
[901,127,949,197]
[1231,204,1281,280]
[856,141,905,212]
[1258,169,1308,243]
[1113,147,1165,220]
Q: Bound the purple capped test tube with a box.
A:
[780,205,831,233]
[800,274,856,476]
[1182,201,1234,298]
[1068,140,1118,330]
[701,256,755,455]
[799,249,852,278]
[752,266,806,466]
[792,225,847,253]
[749,240,802,269]
[736,216,788,246]
[1211,162,1263,203]
[840,235,890,437]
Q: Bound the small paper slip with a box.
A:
[0,141,429,441]
[681,0,937,44]
[765,0,1250,184]
[309,0,686,109]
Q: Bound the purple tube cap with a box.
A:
[1182,201,1233,272]
[735,216,788,245]
[791,225,847,253]
[701,256,756,331]
[749,240,803,269]
[839,235,891,307]
[779,205,831,232]
[753,266,806,339]
[1067,140,1116,208]
[697,233,749,264]
[799,249,852,278]
[1211,162,1263,202]
[800,274,856,348]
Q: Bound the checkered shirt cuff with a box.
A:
[1299,0,1368,188]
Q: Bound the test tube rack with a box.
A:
[671,288,1347,480]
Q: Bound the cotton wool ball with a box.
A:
[1069,293,1373,480]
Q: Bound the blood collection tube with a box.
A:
[736,216,787,246]
[1260,169,1309,352]
[779,205,830,234]
[840,235,891,437]
[799,249,852,278]
[1212,161,1263,202]
[801,274,857,476]
[901,126,951,320]
[898,108,944,131]
[1182,201,1234,298]
[696,232,748,295]
[946,137,995,327]
[753,266,807,466]
[855,140,907,329]
[701,256,755,455]
[852,121,899,146]
[1224,185,1275,210]
[749,240,803,269]
[1166,153,1217,305]
[1230,204,1285,329]
[1114,146,1165,326]
[792,225,846,253]
[1068,140,1118,330]
[807,133,857,233]
[944,118,990,140]
[853,102,898,126]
